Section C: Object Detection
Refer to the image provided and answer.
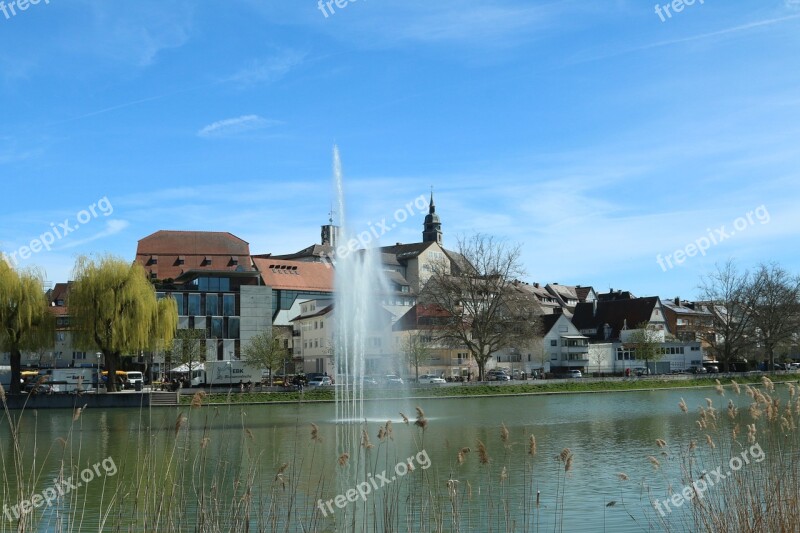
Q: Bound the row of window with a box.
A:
[160,292,237,317]
[550,339,589,347]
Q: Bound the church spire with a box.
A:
[422,188,442,245]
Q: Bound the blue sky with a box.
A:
[1,0,799,299]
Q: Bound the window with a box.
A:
[314,321,318,329]
[175,293,185,315]
[227,317,240,339]
[211,317,223,339]
[223,294,235,316]
[206,294,219,315]
[188,294,201,316]
[320,321,324,329]
[550,340,557,346]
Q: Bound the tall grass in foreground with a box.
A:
[1,380,798,532]
[625,377,800,532]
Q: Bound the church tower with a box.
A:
[422,192,442,245]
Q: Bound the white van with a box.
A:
[126,371,144,388]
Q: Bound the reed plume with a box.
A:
[477,440,490,464]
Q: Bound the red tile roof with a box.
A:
[135,230,252,280]
[253,258,334,292]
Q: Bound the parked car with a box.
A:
[704,365,719,374]
[384,375,404,386]
[308,376,332,387]
[362,376,379,386]
[567,369,582,379]
[487,370,510,381]
[418,374,446,384]
[689,366,708,374]
[633,367,650,377]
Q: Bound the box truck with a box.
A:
[38,368,98,392]
[188,361,262,387]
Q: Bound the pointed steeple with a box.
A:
[422,188,442,245]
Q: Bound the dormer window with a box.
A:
[230,256,239,266]
[176,256,185,265]
[148,255,158,265]
[203,256,212,266]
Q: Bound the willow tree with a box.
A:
[0,263,53,394]
[69,255,178,392]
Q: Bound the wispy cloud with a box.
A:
[573,12,800,64]
[59,220,131,249]
[226,50,307,87]
[393,4,553,44]
[197,115,278,138]
[79,0,195,66]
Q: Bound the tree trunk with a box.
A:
[9,348,21,395]
[106,351,119,392]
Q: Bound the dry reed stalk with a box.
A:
[338,453,350,467]
[190,391,206,408]
[175,413,187,436]
[528,435,537,456]
[310,423,321,442]
[415,407,428,430]
[500,422,509,444]
[679,398,688,413]
[399,412,409,424]
[362,429,374,449]
[477,440,490,464]
[731,380,741,395]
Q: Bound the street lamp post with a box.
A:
[226,360,232,393]
[96,352,102,392]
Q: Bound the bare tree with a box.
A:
[699,260,760,371]
[242,329,286,386]
[624,322,663,373]
[750,263,800,371]
[420,234,539,381]
[169,328,206,376]
[403,331,432,382]
[590,348,604,376]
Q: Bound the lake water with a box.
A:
[0,386,785,532]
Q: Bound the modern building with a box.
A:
[134,230,271,369]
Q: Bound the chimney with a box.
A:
[592,299,598,316]
[674,297,681,307]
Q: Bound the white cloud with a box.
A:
[197,115,278,138]
[60,220,131,249]
[227,50,307,87]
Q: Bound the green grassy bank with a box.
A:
[181,374,797,405]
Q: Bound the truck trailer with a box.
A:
[188,361,262,387]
